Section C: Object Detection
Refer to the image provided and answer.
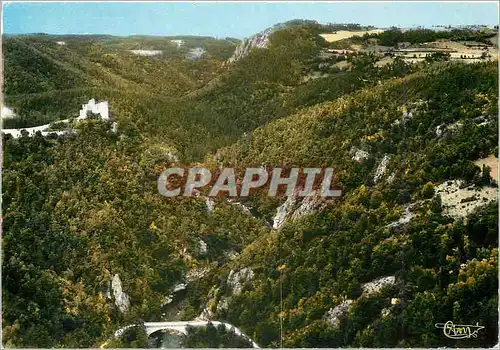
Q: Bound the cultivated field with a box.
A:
[319,29,385,42]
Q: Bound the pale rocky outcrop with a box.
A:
[228,28,272,63]
[161,295,174,306]
[225,250,239,260]
[273,195,297,229]
[187,47,205,60]
[350,146,370,163]
[435,180,498,220]
[187,267,209,282]
[216,296,230,313]
[402,111,413,121]
[374,155,391,184]
[198,238,208,255]
[291,194,323,222]
[361,276,396,296]
[165,149,179,163]
[393,99,428,126]
[197,286,220,321]
[475,115,494,128]
[161,282,188,307]
[129,50,162,56]
[227,267,254,295]
[436,121,463,138]
[386,172,396,184]
[198,305,213,321]
[171,40,184,48]
[381,307,391,318]
[111,274,130,313]
[273,191,323,229]
[325,299,353,327]
[325,276,396,327]
[205,197,215,213]
[388,205,415,232]
[173,282,187,293]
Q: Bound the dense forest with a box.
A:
[2,20,498,348]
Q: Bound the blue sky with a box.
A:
[3,1,499,38]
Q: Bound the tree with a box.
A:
[421,182,435,199]
[425,52,450,63]
[481,165,492,185]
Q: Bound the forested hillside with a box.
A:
[211,62,498,347]
[2,21,498,348]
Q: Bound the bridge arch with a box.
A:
[114,321,260,348]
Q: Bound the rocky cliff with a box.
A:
[228,28,273,63]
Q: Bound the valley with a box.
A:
[2,19,499,348]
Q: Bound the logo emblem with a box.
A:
[435,321,485,339]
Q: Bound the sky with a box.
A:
[3,1,499,38]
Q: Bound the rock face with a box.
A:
[350,146,370,163]
[129,50,162,56]
[273,192,323,229]
[361,276,396,296]
[388,205,415,232]
[216,297,230,313]
[205,197,215,213]
[197,286,220,321]
[161,282,187,307]
[171,39,184,48]
[325,276,396,327]
[173,282,187,293]
[187,267,209,282]
[381,307,391,318]
[291,194,323,222]
[111,274,130,313]
[198,238,208,255]
[436,121,463,138]
[386,172,396,184]
[374,155,391,184]
[273,195,297,229]
[228,28,272,63]
[325,299,353,327]
[227,268,254,295]
[435,180,497,220]
[187,47,205,60]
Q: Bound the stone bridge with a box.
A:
[114,321,260,348]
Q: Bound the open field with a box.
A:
[371,39,498,65]
[319,29,385,42]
